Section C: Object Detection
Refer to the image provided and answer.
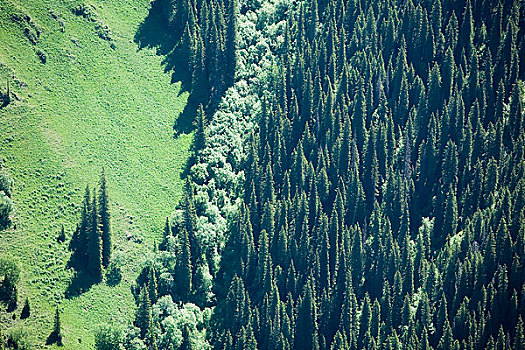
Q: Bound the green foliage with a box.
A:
[134,286,152,339]
[7,327,33,350]
[192,105,207,155]
[69,175,111,282]
[0,169,13,229]
[105,251,123,286]
[191,0,525,349]
[95,324,124,350]
[35,48,46,63]
[0,0,191,345]
[175,229,193,300]
[0,257,19,311]
[0,193,12,230]
[0,170,13,197]
[152,298,211,350]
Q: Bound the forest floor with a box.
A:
[0,0,190,347]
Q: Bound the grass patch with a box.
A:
[0,0,190,347]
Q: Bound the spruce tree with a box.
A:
[87,195,103,281]
[176,228,193,299]
[515,316,525,350]
[98,170,112,268]
[294,281,319,350]
[193,104,207,154]
[135,286,152,339]
[224,0,237,87]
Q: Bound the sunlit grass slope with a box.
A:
[0,0,190,347]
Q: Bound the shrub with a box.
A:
[36,48,47,63]
[0,257,19,307]
[0,171,12,197]
[71,3,98,21]
[95,22,112,41]
[105,252,123,286]
[7,327,33,350]
[95,324,123,350]
[24,27,38,45]
[0,192,13,229]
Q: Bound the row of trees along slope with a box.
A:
[142,0,237,111]
[210,0,525,349]
[117,0,251,347]
[69,171,112,282]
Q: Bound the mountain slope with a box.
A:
[0,0,190,347]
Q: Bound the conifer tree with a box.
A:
[193,104,207,153]
[515,316,525,350]
[98,170,112,268]
[148,266,158,304]
[176,228,193,299]
[294,280,319,350]
[135,286,152,339]
[224,0,237,87]
[87,195,103,281]
[180,325,194,350]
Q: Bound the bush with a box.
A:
[95,22,112,41]
[0,191,13,229]
[0,257,19,308]
[105,252,123,286]
[95,324,124,350]
[24,27,38,45]
[7,327,33,350]
[71,3,98,21]
[36,48,47,64]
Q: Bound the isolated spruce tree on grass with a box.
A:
[98,170,112,268]
[87,195,103,282]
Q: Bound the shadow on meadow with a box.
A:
[64,269,98,299]
[134,0,198,136]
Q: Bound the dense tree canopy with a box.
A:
[131,0,525,348]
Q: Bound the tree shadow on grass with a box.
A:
[175,94,201,136]
[65,269,98,299]
[134,0,174,54]
[134,0,192,102]
[136,0,228,181]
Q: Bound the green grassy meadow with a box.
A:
[0,0,190,347]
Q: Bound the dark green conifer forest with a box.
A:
[131,0,525,348]
[2,0,524,347]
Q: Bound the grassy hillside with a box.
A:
[0,0,190,347]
